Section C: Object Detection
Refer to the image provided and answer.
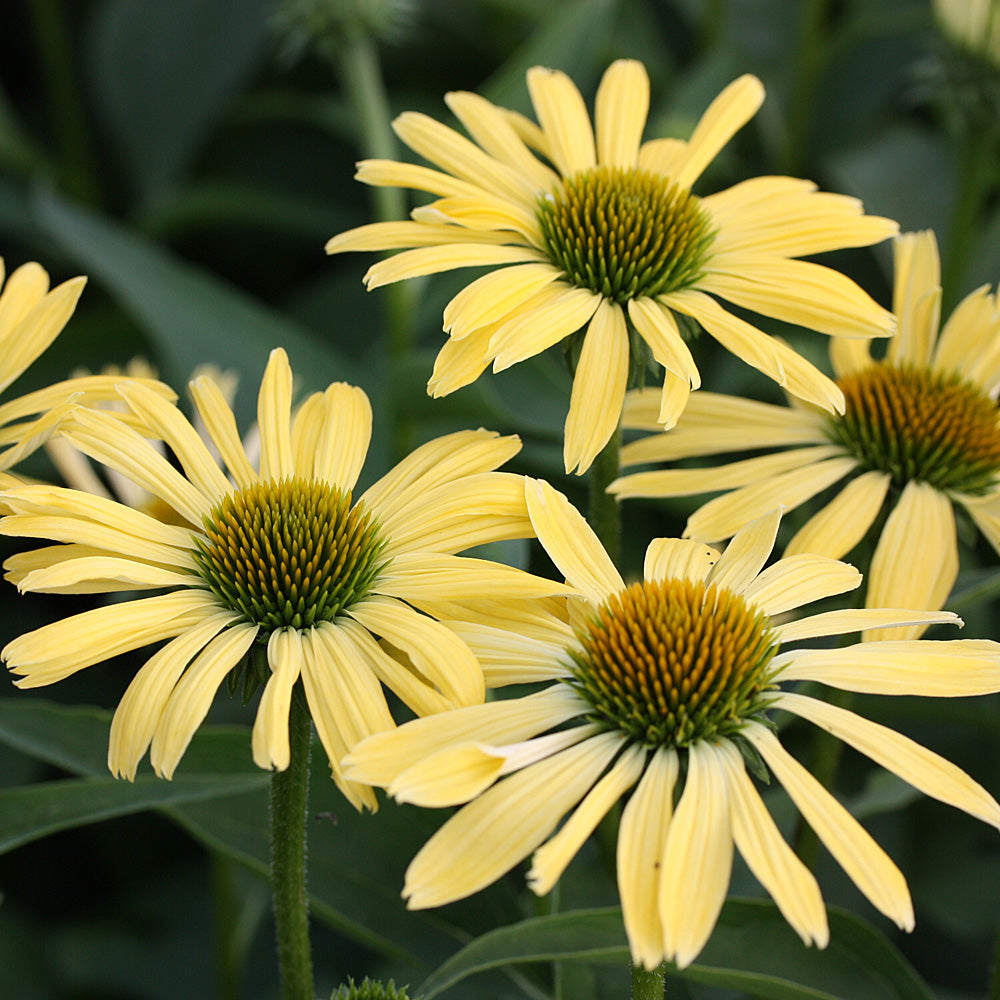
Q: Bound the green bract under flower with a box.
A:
[194,476,385,635]
[569,577,779,747]
[829,363,1000,494]
[537,166,715,304]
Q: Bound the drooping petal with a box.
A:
[563,299,628,474]
[348,594,484,708]
[108,611,238,779]
[715,739,828,947]
[443,263,562,339]
[618,747,678,970]
[345,684,588,788]
[403,732,622,908]
[627,297,701,388]
[150,624,258,778]
[251,628,304,771]
[529,742,646,893]
[778,692,1000,829]
[659,741,733,969]
[744,721,914,931]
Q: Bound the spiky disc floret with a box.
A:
[830,363,1000,494]
[537,166,715,304]
[193,476,386,635]
[569,577,779,747]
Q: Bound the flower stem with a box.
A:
[588,425,622,565]
[631,961,665,1000]
[270,686,314,1000]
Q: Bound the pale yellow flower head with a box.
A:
[613,230,1000,638]
[0,260,174,482]
[327,59,898,473]
[0,349,567,807]
[346,481,1000,969]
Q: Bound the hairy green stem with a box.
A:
[631,961,665,1000]
[270,687,314,1000]
[588,425,622,565]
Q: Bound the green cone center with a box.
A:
[536,165,715,304]
[828,363,1000,494]
[569,577,778,748]
[193,476,385,635]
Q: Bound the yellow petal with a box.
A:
[784,471,890,558]
[529,742,646,894]
[778,691,1000,829]
[742,553,861,616]
[617,747,678,970]
[526,66,596,177]
[345,684,586,788]
[659,741,733,968]
[348,594,484,708]
[672,75,764,190]
[251,628,304,771]
[864,481,958,639]
[150,624,258,778]
[744,721,914,930]
[627,297,701,387]
[403,732,622,908]
[365,244,539,290]
[595,59,649,168]
[525,477,623,603]
[443,263,561,339]
[189,373,257,489]
[313,382,372,489]
[257,348,294,481]
[427,325,493,397]
[888,230,940,367]
[564,299,628,474]
[774,639,1000,697]
[716,739,828,947]
[643,537,720,584]
[706,508,782,594]
[108,611,237,779]
[776,607,961,644]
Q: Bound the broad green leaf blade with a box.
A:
[417,901,935,1000]
[85,0,271,207]
[32,187,358,422]
[0,774,267,855]
[0,699,517,971]
[0,699,259,779]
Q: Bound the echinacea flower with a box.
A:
[0,260,173,483]
[0,348,565,808]
[45,359,256,522]
[345,479,1000,970]
[326,59,897,473]
[612,230,1000,638]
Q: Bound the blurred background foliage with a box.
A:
[1,0,1000,997]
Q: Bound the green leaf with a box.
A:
[32,187,358,422]
[85,0,271,207]
[0,773,267,855]
[0,699,517,971]
[417,901,935,1000]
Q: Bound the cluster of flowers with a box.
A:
[3,60,1000,971]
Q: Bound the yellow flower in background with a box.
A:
[0,260,173,483]
[345,480,1000,970]
[327,60,897,474]
[0,348,565,808]
[612,230,1000,638]
[45,359,256,523]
